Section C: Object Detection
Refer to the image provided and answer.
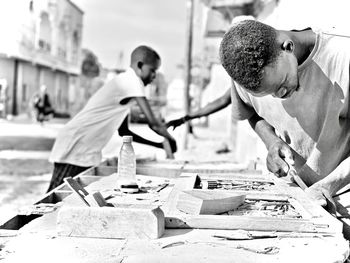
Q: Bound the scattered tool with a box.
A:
[234,245,280,255]
[213,230,334,240]
[64,177,108,207]
[288,167,308,190]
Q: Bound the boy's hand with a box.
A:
[266,139,294,177]
[166,117,186,130]
[305,183,337,215]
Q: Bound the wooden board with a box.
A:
[177,190,245,215]
[1,169,349,263]
[57,205,165,239]
[163,174,343,234]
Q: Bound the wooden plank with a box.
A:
[163,174,343,234]
[35,192,67,204]
[177,190,246,215]
[2,170,349,263]
[165,215,325,233]
[136,166,182,178]
[57,205,165,239]
[182,162,262,174]
[161,174,199,215]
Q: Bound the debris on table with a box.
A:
[225,199,302,218]
[18,203,61,215]
[199,179,274,191]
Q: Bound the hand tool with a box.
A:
[288,167,308,190]
[64,177,108,207]
[285,156,308,190]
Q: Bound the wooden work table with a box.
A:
[0,161,349,262]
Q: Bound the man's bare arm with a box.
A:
[166,89,231,129]
[118,116,163,148]
[248,113,298,177]
[134,97,176,152]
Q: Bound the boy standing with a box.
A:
[47,45,176,192]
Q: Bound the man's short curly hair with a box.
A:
[219,20,280,92]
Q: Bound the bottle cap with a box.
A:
[122,136,133,143]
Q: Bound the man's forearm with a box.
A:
[150,123,174,140]
[248,113,279,149]
[187,90,231,120]
[126,130,162,148]
[319,157,350,195]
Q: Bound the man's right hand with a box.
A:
[266,139,294,177]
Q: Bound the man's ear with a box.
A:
[137,61,143,69]
[281,40,294,52]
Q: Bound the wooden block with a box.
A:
[176,190,246,215]
[57,205,164,239]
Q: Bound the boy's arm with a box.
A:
[305,157,350,208]
[118,116,163,149]
[249,113,349,212]
[166,89,231,130]
[248,113,297,177]
[134,97,177,152]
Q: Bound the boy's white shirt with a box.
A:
[49,67,145,167]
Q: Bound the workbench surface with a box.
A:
[1,166,349,263]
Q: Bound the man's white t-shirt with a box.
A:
[49,68,145,167]
[230,31,350,184]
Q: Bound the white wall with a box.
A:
[260,0,350,36]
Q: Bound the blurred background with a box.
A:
[0,0,349,222]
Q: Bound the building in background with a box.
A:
[0,0,83,118]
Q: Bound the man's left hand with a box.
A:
[305,183,337,215]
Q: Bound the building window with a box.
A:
[57,23,67,59]
[22,84,27,102]
[38,12,52,52]
[29,0,34,12]
[38,39,51,52]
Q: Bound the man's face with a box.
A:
[248,51,300,99]
[139,59,160,86]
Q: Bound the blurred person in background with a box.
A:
[47,45,177,192]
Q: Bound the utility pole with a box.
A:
[183,0,194,149]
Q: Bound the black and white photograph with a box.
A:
[0,0,350,262]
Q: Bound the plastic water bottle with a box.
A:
[117,136,138,193]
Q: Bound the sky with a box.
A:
[72,0,188,80]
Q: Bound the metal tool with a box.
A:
[64,178,90,206]
[284,155,308,190]
[288,167,308,190]
[64,177,108,207]
[285,164,338,216]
